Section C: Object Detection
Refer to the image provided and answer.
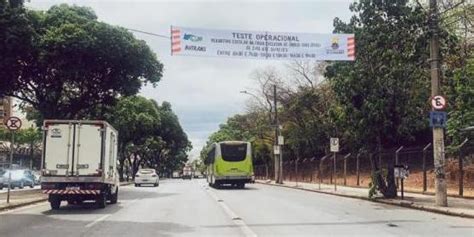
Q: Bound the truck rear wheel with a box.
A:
[50,196,61,210]
[96,192,107,208]
[110,187,118,204]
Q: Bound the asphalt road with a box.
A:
[0,179,472,237]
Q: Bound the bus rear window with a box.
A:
[221,144,247,162]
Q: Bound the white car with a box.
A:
[134,169,159,187]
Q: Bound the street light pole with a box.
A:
[429,0,447,207]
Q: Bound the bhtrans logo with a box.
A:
[183,33,203,42]
[331,37,340,50]
[326,36,344,54]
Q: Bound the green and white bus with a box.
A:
[205,141,254,189]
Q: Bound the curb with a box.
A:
[256,181,474,219]
[0,198,48,213]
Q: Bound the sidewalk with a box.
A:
[256,179,474,218]
[0,189,47,211]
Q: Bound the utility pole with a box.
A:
[429,0,447,206]
[273,84,282,184]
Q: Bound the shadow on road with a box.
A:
[0,213,194,237]
[41,189,178,215]
[211,186,259,191]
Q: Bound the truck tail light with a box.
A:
[86,183,102,190]
[95,169,103,176]
[42,169,57,176]
[41,183,55,189]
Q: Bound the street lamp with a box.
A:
[239,86,283,184]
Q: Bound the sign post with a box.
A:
[330,138,339,191]
[5,116,22,204]
[430,94,448,206]
[394,165,409,200]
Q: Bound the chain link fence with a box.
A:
[255,143,474,197]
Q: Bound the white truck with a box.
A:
[41,120,120,209]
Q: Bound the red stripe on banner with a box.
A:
[172,35,180,40]
[347,42,355,47]
[172,47,181,53]
[171,29,180,34]
[348,52,355,57]
[347,48,355,53]
[347,36,354,41]
[172,41,180,46]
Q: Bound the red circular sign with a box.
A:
[5,116,22,131]
[431,95,447,110]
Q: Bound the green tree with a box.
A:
[106,96,191,180]
[324,0,439,197]
[0,3,163,123]
[106,96,160,180]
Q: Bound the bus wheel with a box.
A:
[238,183,245,189]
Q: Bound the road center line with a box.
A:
[85,214,111,228]
[205,187,257,237]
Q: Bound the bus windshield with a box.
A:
[220,143,247,162]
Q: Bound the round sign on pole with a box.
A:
[5,116,22,131]
[431,95,447,110]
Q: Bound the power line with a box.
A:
[125,28,170,39]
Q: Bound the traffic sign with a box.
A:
[273,145,280,155]
[330,138,339,152]
[429,111,447,128]
[278,136,284,145]
[431,95,447,110]
[5,117,22,131]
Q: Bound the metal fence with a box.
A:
[255,143,474,197]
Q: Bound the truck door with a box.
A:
[73,124,103,176]
[44,123,74,176]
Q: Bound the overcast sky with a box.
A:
[26,0,354,160]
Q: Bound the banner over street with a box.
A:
[171,26,355,61]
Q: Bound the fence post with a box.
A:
[343,153,351,186]
[319,154,330,190]
[422,143,431,192]
[330,156,333,184]
[295,158,299,186]
[395,146,404,188]
[319,158,322,189]
[311,158,316,183]
[356,152,361,186]
[458,138,469,197]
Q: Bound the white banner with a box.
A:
[171,26,355,61]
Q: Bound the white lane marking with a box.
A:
[205,187,257,237]
[0,201,48,215]
[85,214,111,228]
